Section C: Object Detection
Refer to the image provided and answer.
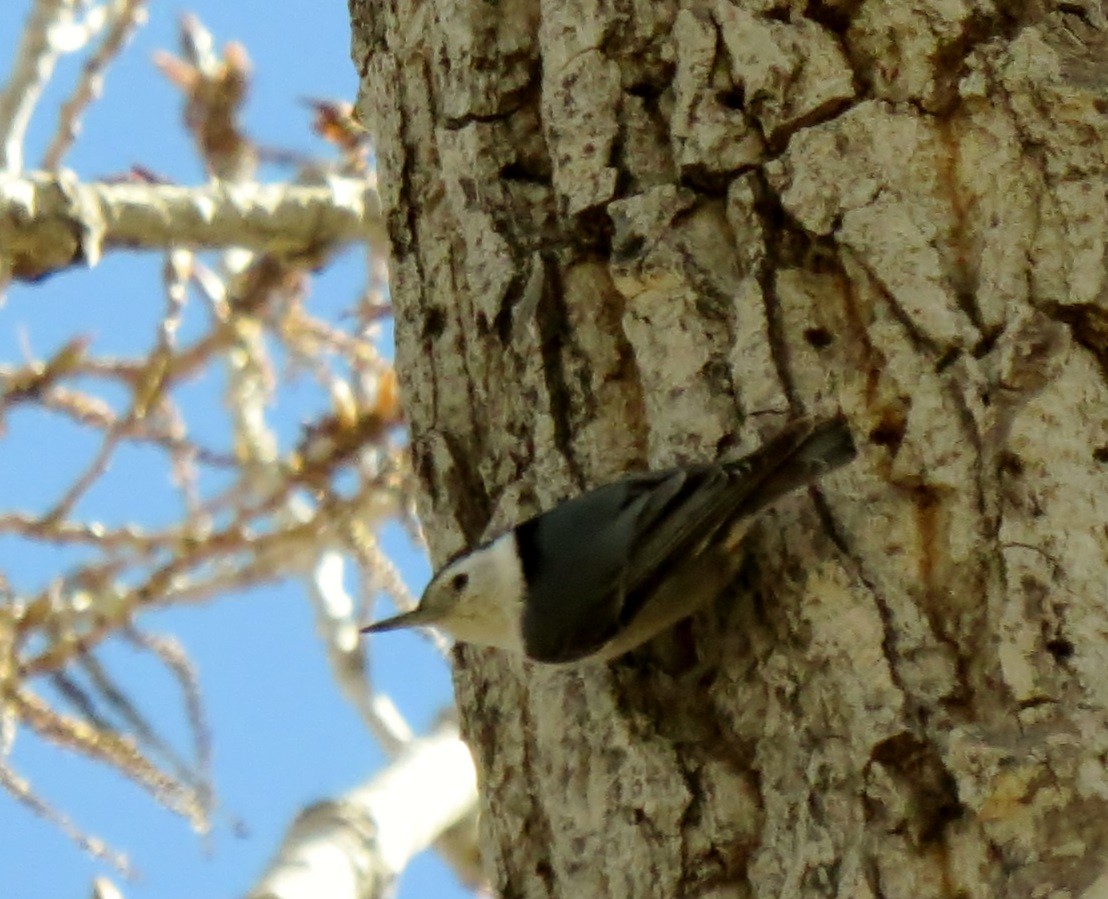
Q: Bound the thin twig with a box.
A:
[0,759,133,877]
[125,628,214,822]
[14,688,206,828]
[42,0,151,171]
[0,0,78,171]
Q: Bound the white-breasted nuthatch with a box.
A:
[363,414,856,664]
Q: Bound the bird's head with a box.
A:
[361,533,524,651]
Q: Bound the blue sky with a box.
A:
[0,3,467,897]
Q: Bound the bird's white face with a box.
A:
[415,533,526,652]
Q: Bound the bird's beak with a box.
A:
[361,606,438,634]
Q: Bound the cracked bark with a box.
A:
[350,1,1108,896]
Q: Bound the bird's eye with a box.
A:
[450,572,469,592]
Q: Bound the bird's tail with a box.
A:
[729,414,856,511]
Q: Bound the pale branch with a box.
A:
[0,172,385,281]
[91,876,125,899]
[123,629,213,816]
[309,549,414,756]
[42,0,150,172]
[0,0,106,172]
[247,719,481,899]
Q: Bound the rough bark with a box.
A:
[350,1,1108,896]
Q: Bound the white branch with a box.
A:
[310,550,415,756]
[43,0,150,172]
[0,172,385,281]
[247,721,480,899]
[0,0,103,172]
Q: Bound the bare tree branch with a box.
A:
[42,0,150,171]
[0,8,483,889]
[0,0,105,172]
[248,719,480,899]
[0,173,385,281]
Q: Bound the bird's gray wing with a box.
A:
[519,416,855,662]
[517,469,691,663]
[615,416,855,627]
[614,464,745,626]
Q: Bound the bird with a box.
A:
[363,414,856,664]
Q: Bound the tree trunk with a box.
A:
[350,2,1108,896]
